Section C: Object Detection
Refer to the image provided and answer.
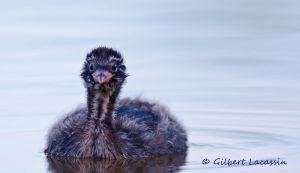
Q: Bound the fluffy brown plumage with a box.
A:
[44,46,188,159]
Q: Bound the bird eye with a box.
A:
[119,65,126,72]
[111,64,118,72]
[89,63,95,72]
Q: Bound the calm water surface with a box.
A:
[0,0,300,172]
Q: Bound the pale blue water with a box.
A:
[0,0,300,172]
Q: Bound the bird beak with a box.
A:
[92,70,113,84]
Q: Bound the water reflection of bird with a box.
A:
[47,154,186,173]
[44,47,187,159]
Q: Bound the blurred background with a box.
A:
[0,0,299,172]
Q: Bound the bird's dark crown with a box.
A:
[81,46,127,89]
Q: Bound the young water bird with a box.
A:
[44,47,188,159]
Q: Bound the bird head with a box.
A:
[81,47,128,89]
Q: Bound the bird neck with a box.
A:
[86,85,120,124]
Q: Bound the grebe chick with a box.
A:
[44,47,187,159]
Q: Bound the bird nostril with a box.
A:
[98,73,106,82]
